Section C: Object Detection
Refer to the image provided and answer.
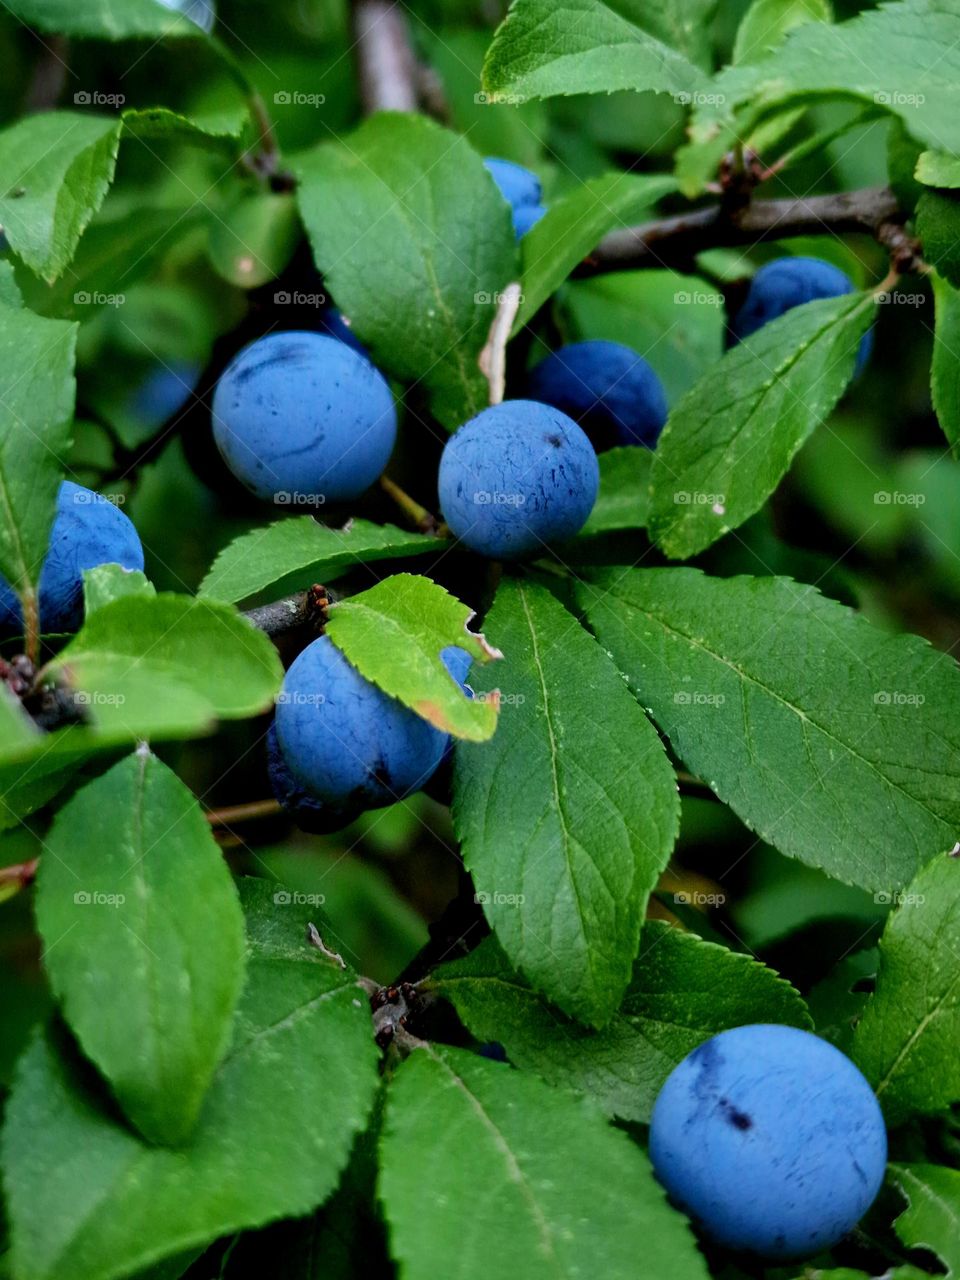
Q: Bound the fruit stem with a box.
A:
[378,475,441,535]
[208,34,283,182]
[21,590,40,667]
[204,798,282,826]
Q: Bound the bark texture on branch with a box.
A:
[580,185,920,276]
[352,0,420,114]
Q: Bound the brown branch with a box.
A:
[352,0,420,114]
[0,858,39,889]
[241,584,332,638]
[205,798,282,826]
[579,185,921,277]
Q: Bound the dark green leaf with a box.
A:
[453,576,679,1026]
[931,272,960,457]
[207,191,300,289]
[2,0,201,38]
[917,190,960,290]
[889,1163,960,1276]
[579,568,960,891]
[1,879,380,1280]
[379,1043,709,1280]
[852,856,960,1125]
[580,446,652,535]
[431,924,811,1122]
[35,749,246,1145]
[649,292,875,559]
[295,115,517,427]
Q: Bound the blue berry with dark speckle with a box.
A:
[649,1024,887,1260]
[438,400,599,559]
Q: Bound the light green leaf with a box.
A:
[916,150,960,188]
[1,0,201,38]
[295,114,517,427]
[649,291,875,559]
[35,749,246,1146]
[707,0,960,156]
[482,0,706,104]
[562,269,726,403]
[0,112,122,282]
[516,173,676,329]
[931,272,960,457]
[580,446,652,536]
[0,302,76,606]
[431,924,811,1122]
[199,517,446,605]
[852,856,960,1125]
[889,1163,960,1277]
[0,751,82,833]
[0,687,39,756]
[325,573,500,741]
[733,0,832,64]
[0,261,23,308]
[453,576,679,1026]
[579,568,960,892]
[1,879,380,1280]
[379,1043,709,1280]
[49,594,282,741]
[82,564,156,616]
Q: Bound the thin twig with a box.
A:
[579,185,921,276]
[0,859,39,888]
[205,798,282,826]
[241,584,332,637]
[379,474,441,534]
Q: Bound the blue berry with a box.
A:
[649,1024,887,1260]
[731,256,874,374]
[438,400,599,559]
[212,331,396,504]
[0,481,144,636]
[527,340,668,450]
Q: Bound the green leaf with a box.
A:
[1,0,201,37]
[579,568,960,892]
[325,573,501,742]
[1,879,380,1280]
[917,189,960,290]
[916,150,960,188]
[707,0,960,156]
[0,687,39,756]
[482,0,706,103]
[453,576,679,1026]
[431,924,811,1122]
[0,752,82,833]
[199,517,446,605]
[207,191,300,289]
[0,302,76,606]
[852,856,960,1125]
[16,202,208,320]
[580,446,652,536]
[807,949,879,1053]
[516,173,676,328]
[121,106,246,151]
[0,112,122,282]
[82,564,156,616]
[295,114,517,427]
[0,261,23,308]
[931,272,960,457]
[562,270,726,402]
[34,749,246,1146]
[649,291,875,559]
[889,1163,960,1277]
[379,1043,709,1280]
[733,0,832,64]
[49,594,282,742]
